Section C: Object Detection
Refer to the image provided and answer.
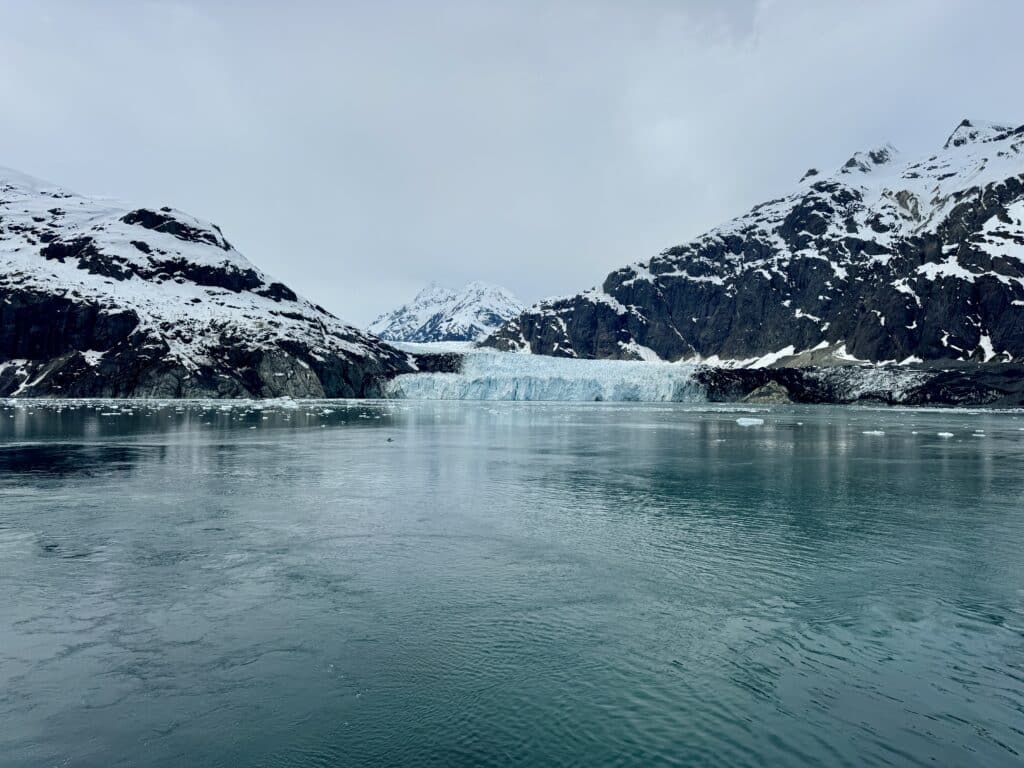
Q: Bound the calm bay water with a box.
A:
[1,399,1023,767]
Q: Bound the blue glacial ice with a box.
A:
[385,351,705,402]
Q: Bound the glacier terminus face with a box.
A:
[385,350,704,401]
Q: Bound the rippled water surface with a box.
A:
[1,400,1023,767]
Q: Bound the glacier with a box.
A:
[386,351,704,401]
[380,348,1004,405]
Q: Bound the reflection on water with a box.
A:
[1,399,1023,767]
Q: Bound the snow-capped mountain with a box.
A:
[368,281,524,342]
[0,166,412,397]
[486,119,1024,365]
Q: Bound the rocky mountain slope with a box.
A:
[0,167,412,397]
[485,119,1024,366]
[368,281,523,342]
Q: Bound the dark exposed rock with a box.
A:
[150,257,263,292]
[695,364,1024,407]
[0,285,412,398]
[258,282,299,302]
[741,380,793,404]
[41,235,269,291]
[411,352,464,374]
[121,208,232,251]
[0,289,140,360]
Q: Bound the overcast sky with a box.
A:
[2,1,1021,325]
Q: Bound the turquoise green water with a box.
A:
[1,400,1022,766]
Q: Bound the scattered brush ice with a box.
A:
[736,417,765,427]
[862,430,885,435]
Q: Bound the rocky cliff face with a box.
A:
[0,167,412,397]
[694,363,1024,407]
[368,281,524,342]
[485,120,1024,366]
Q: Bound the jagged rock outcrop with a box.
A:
[0,166,412,397]
[696,363,1024,407]
[486,120,1024,366]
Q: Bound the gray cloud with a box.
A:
[1,0,1020,324]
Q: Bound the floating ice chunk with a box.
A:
[937,432,954,438]
[862,430,885,435]
[736,417,765,427]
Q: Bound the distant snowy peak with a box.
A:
[837,143,899,176]
[410,282,458,308]
[943,119,1014,149]
[369,281,524,342]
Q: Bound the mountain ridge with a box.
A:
[0,167,412,397]
[484,118,1024,366]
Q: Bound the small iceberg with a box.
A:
[736,417,765,427]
